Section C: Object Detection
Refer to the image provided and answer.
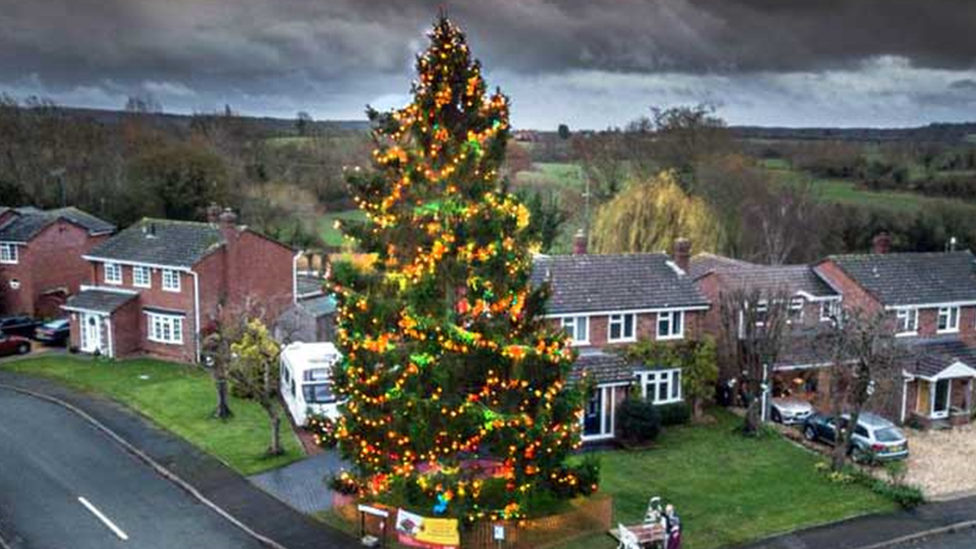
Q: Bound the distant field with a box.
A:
[515,162,585,190]
[762,163,976,214]
[319,209,365,246]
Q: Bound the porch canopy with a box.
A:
[63,288,138,315]
[903,340,976,423]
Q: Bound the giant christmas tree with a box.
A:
[332,16,585,521]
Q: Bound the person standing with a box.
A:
[664,504,682,549]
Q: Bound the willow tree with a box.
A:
[332,15,584,521]
[591,170,720,254]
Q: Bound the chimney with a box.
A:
[206,203,222,224]
[573,229,588,255]
[673,238,692,273]
[872,232,892,255]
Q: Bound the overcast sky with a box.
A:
[2,0,975,129]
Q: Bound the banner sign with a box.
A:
[395,508,460,549]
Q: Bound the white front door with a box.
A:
[80,313,103,353]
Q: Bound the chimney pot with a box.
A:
[872,232,892,255]
[573,229,588,255]
[218,208,238,228]
[673,238,692,273]
[206,203,222,224]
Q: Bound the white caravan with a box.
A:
[280,342,342,426]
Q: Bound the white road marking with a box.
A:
[78,496,129,541]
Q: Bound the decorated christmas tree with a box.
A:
[331,15,587,521]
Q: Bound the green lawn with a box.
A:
[516,162,585,190]
[2,356,303,475]
[319,209,366,247]
[561,412,896,549]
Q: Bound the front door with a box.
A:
[933,378,951,419]
[582,386,616,440]
[80,314,103,353]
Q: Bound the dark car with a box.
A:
[0,315,42,338]
[0,333,31,357]
[34,318,70,346]
[803,412,908,462]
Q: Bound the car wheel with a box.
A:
[804,426,817,442]
[17,343,30,355]
[771,409,782,424]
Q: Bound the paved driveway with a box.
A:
[0,388,264,549]
[249,451,346,514]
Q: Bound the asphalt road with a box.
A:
[0,389,265,549]
[892,528,976,549]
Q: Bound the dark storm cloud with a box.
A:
[0,0,974,127]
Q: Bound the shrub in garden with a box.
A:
[618,398,662,444]
[657,402,691,426]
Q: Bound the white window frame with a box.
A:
[938,306,960,334]
[162,269,181,292]
[608,313,636,343]
[638,369,683,405]
[819,300,840,322]
[896,308,919,337]
[146,312,185,345]
[560,315,590,346]
[104,262,122,285]
[133,266,152,288]
[0,243,18,264]
[657,310,685,341]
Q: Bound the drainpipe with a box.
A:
[292,252,301,305]
[191,269,201,363]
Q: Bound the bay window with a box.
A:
[147,312,184,345]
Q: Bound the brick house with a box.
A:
[63,209,298,363]
[0,207,115,318]
[531,240,709,442]
[692,255,843,409]
[814,242,976,427]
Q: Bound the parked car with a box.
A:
[0,333,31,357]
[770,397,815,425]
[803,412,909,462]
[34,318,70,346]
[0,315,42,338]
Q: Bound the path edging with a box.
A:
[0,383,290,549]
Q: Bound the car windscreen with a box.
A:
[302,382,335,404]
[874,427,903,442]
[43,319,68,329]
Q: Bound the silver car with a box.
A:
[770,398,815,425]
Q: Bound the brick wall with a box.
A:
[0,221,109,317]
[224,230,295,321]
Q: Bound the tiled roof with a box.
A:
[821,251,976,306]
[531,253,709,315]
[63,289,137,314]
[0,207,115,242]
[299,294,337,317]
[718,265,838,298]
[570,350,640,385]
[904,338,976,378]
[689,252,756,279]
[297,274,326,297]
[87,219,225,268]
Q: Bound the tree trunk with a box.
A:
[268,406,283,456]
[214,377,233,419]
[692,397,704,421]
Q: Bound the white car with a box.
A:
[770,397,815,425]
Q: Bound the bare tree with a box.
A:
[817,309,901,470]
[201,303,243,419]
[717,286,792,435]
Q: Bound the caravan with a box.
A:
[280,342,342,426]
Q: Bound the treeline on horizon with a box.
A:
[3,95,976,260]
